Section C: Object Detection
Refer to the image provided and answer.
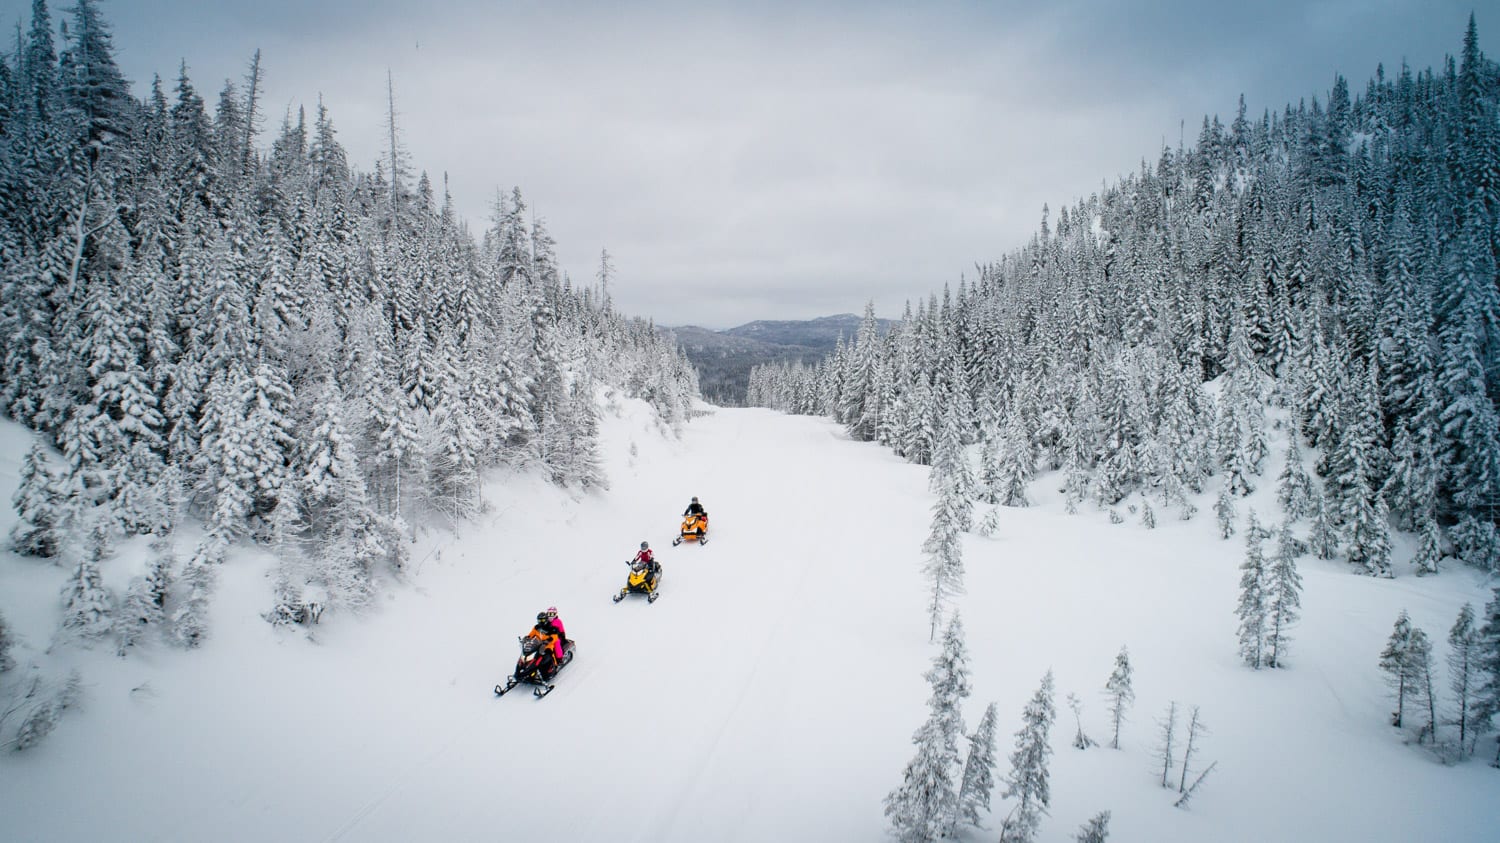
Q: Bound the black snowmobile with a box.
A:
[495,634,576,699]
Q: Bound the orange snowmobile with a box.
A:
[673,512,708,546]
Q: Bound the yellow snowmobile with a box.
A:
[614,559,661,603]
[673,512,708,546]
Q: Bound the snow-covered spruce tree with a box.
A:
[170,540,220,648]
[999,670,1055,843]
[0,610,16,672]
[1275,438,1314,522]
[978,434,1001,505]
[1408,627,1438,743]
[1104,645,1134,750]
[1447,604,1479,755]
[956,700,999,831]
[922,468,967,641]
[1264,522,1304,668]
[58,521,114,642]
[1307,488,1339,561]
[1234,511,1269,668]
[994,408,1035,508]
[1476,587,1500,765]
[1156,701,1178,788]
[1214,482,1236,540]
[1380,611,1418,729]
[9,441,67,558]
[929,397,975,519]
[884,614,971,843]
[1061,449,1088,515]
[116,542,173,653]
[1074,811,1110,843]
[978,505,1001,538]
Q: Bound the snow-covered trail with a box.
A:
[356,405,938,841]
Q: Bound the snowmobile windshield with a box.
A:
[521,637,542,656]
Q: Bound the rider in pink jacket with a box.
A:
[535,607,567,661]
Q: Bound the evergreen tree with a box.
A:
[117,543,173,654]
[1379,611,1421,730]
[1407,626,1438,743]
[1307,488,1339,560]
[1447,603,1480,755]
[922,469,967,640]
[885,615,972,843]
[1264,522,1304,668]
[1474,587,1500,764]
[9,441,67,557]
[1275,437,1314,521]
[0,610,16,673]
[1104,645,1134,750]
[956,701,999,830]
[995,408,1035,507]
[59,522,114,641]
[1000,670,1055,843]
[1214,482,1237,539]
[1235,511,1270,668]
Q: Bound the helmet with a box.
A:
[641,541,649,549]
[536,611,548,622]
[546,606,558,617]
[692,497,699,503]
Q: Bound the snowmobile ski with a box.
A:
[647,590,660,603]
[534,683,555,698]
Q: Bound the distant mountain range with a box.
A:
[666,314,893,406]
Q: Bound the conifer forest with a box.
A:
[2,3,1499,841]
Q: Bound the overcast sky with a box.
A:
[7,0,1481,328]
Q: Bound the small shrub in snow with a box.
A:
[1074,811,1110,842]
[1068,692,1096,749]
[6,670,81,751]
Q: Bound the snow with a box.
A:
[1,402,1498,841]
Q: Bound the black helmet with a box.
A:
[641,541,649,549]
[536,611,548,623]
[692,496,699,503]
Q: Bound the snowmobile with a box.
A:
[494,634,576,698]
[613,559,661,603]
[672,512,708,546]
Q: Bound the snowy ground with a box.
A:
[1,399,1497,842]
